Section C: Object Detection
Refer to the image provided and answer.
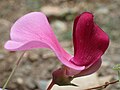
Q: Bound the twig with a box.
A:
[85,80,119,90]
[2,51,26,90]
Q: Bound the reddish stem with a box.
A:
[85,80,119,90]
[47,80,54,90]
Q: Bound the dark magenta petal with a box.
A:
[72,12,109,66]
[74,59,102,77]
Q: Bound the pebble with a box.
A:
[95,7,109,14]
[51,20,67,33]
[25,77,36,89]
[28,53,39,62]
[0,54,5,60]
[39,80,49,90]
[41,6,78,16]
[16,77,24,84]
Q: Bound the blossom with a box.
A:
[4,12,109,86]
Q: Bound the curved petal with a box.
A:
[4,12,85,70]
[5,40,85,70]
[74,58,102,77]
[72,12,109,66]
[66,59,101,76]
[5,40,50,50]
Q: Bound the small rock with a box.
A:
[41,6,78,17]
[16,77,24,85]
[42,51,55,59]
[28,53,39,62]
[51,20,67,33]
[25,77,36,89]
[15,64,31,76]
[22,65,32,75]
[0,19,11,27]
[0,54,5,60]
[41,6,61,16]
[95,7,109,14]
[39,80,49,90]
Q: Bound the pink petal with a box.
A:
[4,12,85,70]
[5,40,50,50]
[72,12,109,66]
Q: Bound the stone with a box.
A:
[25,77,36,89]
[41,6,78,17]
[16,77,24,84]
[51,20,67,33]
[41,6,61,16]
[0,54,5,60]
[95,7,109,14]
[39,80,49,90]
[28,53,39,62]
[47,73,100,90]
[42,51,55,59]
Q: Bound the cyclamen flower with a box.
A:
[4,12,109,86]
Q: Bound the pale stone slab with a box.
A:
[48,73,100,90]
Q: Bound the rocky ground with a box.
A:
[0,0,120,90]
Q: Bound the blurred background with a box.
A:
[0,0,120,90]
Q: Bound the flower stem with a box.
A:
[47,80,54,90]
[2,51,26,90]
